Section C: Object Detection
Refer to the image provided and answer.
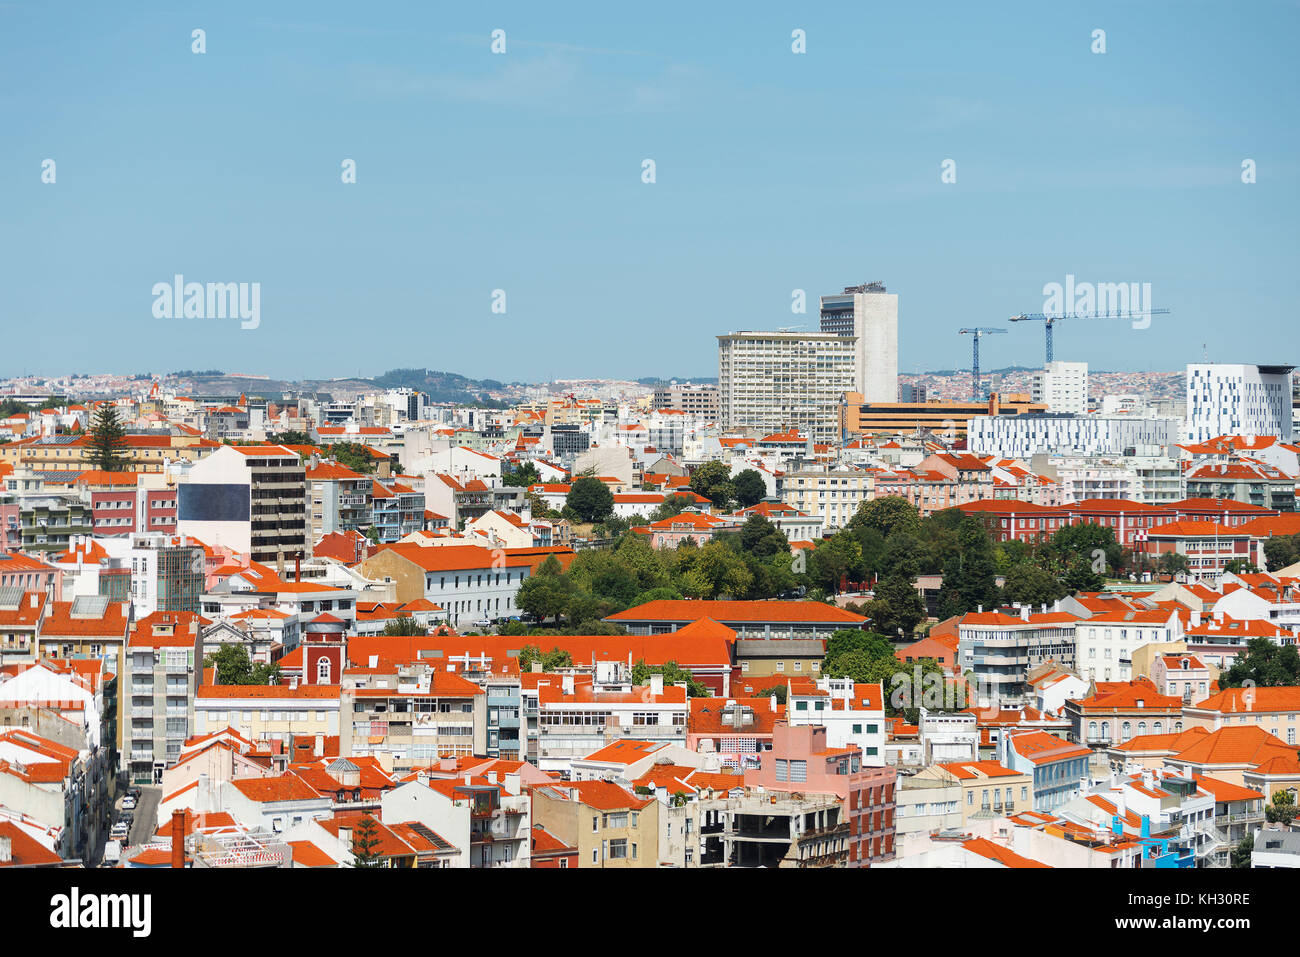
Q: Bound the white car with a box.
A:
[110,822,130,841]
[473,618,493,628]
[121,795,136,810]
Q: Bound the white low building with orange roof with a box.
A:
[786,676,887,766]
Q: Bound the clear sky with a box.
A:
[3,1,1297,382]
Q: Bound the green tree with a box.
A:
[566,476,615,524]
[325,442,377,474]
[1220,637,1300,688]
[848,496,921,539]
[518,645,575,672]
[682,541,752,599]
[203,644,281,685]
[866,574,926,638]
[351,814,384,867]
[737,514,789,559]
[380,615,426,636]
[502,461,542,487]
[731,469,767,508]
[1230,834,1253,869]
[1047,523,1123,578]
[688,461,734,509]
[1263,534,1300,572]
[1156,552,1190,576]
[87,404,129,471]
[1001,563,1068,608]
[1265,789,1297,825]
[516,555,574,622]
[631,659,711,697]
[757,684,787,704]
[650,494,696,522]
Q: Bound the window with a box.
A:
[788,760,807,783]
[608,839,628,860]
[593,816,599,832]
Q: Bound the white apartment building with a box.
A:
[1033,361,1089,414]
[717,331,856,446]
[786,677,887,766]
[818,282,899,403]
[967,414,1180,459]
[1074,609,1183,683]
[780,467,874,531]
[1185,363,1294,443]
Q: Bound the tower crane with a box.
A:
[1009,309,1171,363]
[958,327,1008,401]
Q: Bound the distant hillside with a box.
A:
[369,368,506,405]
[637,376,718,386]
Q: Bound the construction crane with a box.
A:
[958,327,1008,401]
[1009,309,1171,363]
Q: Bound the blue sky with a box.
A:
[2,1,1297,382]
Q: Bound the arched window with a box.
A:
[1088,721,1098,740]
[1122,721,1132,740]
[1154,721,1163,735]
[317,657,331,684]
[1101,721,1110,741]
[1174,721,1183,732]
[1137,721,1147,736]
[1181,658,1190,670]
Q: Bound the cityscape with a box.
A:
[2,0,1295,938]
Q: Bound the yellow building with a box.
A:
[530,779,659,868]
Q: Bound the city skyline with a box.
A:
[3,2,1298,381]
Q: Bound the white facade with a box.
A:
[1033,362,1089,414]
[786,677,887,766]
[819,283,899,403]
[1185,363,1294,443]
[1074,612,1182,683]
[968,414,1180,459]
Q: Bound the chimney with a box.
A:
[339,825,352,854]
[0,835,10,864]
[29,593,37,609]
[505,772,521,795]
[1020,605,1030,622]
[562,675,574,696]
[770,693,778,712]
[464,774,472,786]
[486,770,497,784]
[170,809,187,868]
[649,674,664,696]
[314,733,324,757]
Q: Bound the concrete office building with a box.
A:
[819,282,898,403]
[1185,363,1294,443]
[1033,362,1089,414]
[717,331,856,445]
[651,384,719,418]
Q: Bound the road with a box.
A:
[126,786,162,847]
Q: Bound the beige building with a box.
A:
[530,779,659,868]
[781,468,875,532]
[194,683,341,746]
[1183,687,1300,746]
[910,761,1033,823]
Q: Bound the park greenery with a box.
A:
[203,644,282,685]
[510,494,1144,641]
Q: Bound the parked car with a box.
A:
[103,839,122,865]
[473,618,493,628]
[121,795,136,811]
[110,822,129,841]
